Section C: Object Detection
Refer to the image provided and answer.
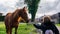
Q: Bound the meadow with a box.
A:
[0,22,38,34]
[0,22,60,34]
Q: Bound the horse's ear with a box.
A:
[23,7,28,12]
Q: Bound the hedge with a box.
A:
[0,16,5,21]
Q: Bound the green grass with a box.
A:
[56,24,60,26]
[0,22,37,34]
[0,22,60,34]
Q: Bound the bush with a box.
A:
[0,16,5,21]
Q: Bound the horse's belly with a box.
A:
[11,22,19,27]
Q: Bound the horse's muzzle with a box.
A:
[26,20,29,23]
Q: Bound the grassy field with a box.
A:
[56,24,60,26]
[0,22,37,34]
[0,22,60,34]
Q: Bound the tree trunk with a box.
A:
[31,13,36,22]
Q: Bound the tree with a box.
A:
[24,0,40,22]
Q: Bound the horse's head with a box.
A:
[18,7,29,23]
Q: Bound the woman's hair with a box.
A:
[43,16,51,23]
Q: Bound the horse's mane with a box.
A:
[12,9,20,18]
[12,9,19,15]
[12,9,24,21]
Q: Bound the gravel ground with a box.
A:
[56,26,60,34]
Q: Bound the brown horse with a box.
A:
[4,7,29,34]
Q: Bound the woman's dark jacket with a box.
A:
[33,22,59,34]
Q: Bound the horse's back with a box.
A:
[5,13,12,19]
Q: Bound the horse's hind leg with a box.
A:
[15,27,18,34]
[6,27,10,34]
[10,28,12,34]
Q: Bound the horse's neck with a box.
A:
[12,11,20,21]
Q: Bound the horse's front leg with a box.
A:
[15,27,18,34]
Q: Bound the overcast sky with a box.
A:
[0,0,60,18]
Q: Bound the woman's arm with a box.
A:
[33,24,43,29]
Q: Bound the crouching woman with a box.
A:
[33,16,59,34]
